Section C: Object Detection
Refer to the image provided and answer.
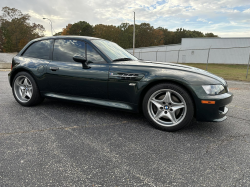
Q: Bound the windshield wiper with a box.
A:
[112,58,132,62]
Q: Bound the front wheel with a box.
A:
[143,83,194,131]
[12,72,44,106]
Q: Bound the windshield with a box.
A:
[92,39,138,61]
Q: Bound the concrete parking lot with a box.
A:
[0,70,250,186]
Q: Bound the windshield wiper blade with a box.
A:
[112,58,132,62]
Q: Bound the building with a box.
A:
[126,38,250,64]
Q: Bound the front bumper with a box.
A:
[194,92,233,122]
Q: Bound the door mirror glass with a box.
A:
[73,55,87,63]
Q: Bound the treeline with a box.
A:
[0,6,218,52]
[55,21,218,49]
[0,7,45,52]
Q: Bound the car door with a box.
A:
[46,39,109,100]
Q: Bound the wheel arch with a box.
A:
[139,79,197,117]
[10,67,39,88]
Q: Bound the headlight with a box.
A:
[202,85,225,95]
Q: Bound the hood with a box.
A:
[113,60,227,85]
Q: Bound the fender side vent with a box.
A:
[117,73,139,80]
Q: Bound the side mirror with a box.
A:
[73,55,86,63]
[73,55,92,69]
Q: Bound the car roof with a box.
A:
[32,35,102,42]
[17,35,108,57]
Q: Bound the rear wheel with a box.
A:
[12,72,44,106]
[143,83,194,131]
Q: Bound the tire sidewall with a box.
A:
[12,72,40,106]
[143,83,194,131]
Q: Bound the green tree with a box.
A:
[48,19,219,50]
[135,23,155,47]
[68,21,93,36]
[186,30,204,38]
[0,6,45,52]
[205,33,218,37]
[62,24,72,35]
[152,29,164,46]
[173,28,186,44]
[117,23,133,48]
[93,24,120,43]
[157,27,175,45]
[0,28,4,52]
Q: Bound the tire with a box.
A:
[12,71,44,106]
[142,83,194,131]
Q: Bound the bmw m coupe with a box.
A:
[8,36,233,131]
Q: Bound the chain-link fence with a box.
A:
[130,46,250,79]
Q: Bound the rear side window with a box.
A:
[53,39,85,62]
[22,40,53,60]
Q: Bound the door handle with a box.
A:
[50,67,59,71]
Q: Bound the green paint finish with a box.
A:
[8,36,233,122]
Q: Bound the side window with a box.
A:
[87,44,106,63]
[53,39,85,62]
[22,40,52,60]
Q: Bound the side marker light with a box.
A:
[201,100,215,104]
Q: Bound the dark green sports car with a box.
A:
[8,36,233,131]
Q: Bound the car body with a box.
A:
[8,36,233,131]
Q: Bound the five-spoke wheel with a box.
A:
[12,72,44,106]
[14,75,33,103]
[148,89,187,127]
[143,83,194,131]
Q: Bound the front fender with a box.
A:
[141,68,222,85]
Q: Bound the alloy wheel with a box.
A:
[147,89,187,127]
[13,75,33,103]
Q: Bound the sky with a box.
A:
[1,0,250,37]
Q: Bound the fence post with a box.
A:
[246,50,250,79]
[177,47,181,63]
[165,46,167,62]
[156,49,159,61]
[206,46,211,71]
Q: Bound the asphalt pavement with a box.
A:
[0,71,250,186]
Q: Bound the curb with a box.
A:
[0,63,11,69]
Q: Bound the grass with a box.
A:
[179,63,250,82]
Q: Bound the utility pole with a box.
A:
[43,18,53,36]
[133,12,135,55]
